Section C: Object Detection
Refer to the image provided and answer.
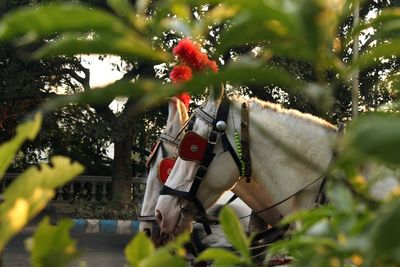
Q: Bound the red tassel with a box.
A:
[170,65,192,83]
[176,92,191,110]
[173,38,218,72]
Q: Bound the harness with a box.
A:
[160,96,252,234]
[140,133,181,223]
[158,95,333,237]
[140,99,251,228]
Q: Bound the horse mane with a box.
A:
[230,95,337,131]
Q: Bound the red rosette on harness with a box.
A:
[179,131,208,162]
[158,158,176,184]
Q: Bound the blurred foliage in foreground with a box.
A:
[0,114,83,266]
[0,0,400,266]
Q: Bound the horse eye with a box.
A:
[181,208,194,218]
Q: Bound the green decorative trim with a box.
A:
[234,131,246,177]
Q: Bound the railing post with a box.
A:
[68,182,74,201]
[90,182,96,202]
[101,182,108,201]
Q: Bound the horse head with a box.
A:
[139,96,189,242]
[155,87,241,235]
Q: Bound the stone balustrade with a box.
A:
[0,173,147,203]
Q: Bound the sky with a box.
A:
[81,55,126,158]
[81,54,127,114]
[81,54,124,88]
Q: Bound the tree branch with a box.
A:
[66,66,90,91]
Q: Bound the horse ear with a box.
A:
[209,83,225,102]
[166,97,189,127]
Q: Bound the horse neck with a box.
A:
[228,98,335,222]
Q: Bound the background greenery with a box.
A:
[1,0,400,266]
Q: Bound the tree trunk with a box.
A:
[112,129,134,205]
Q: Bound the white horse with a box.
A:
[139,96,188,241]
[140,96,251,246]
[155,89,338,236]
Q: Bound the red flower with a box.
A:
[172,38,218,73]
[169,65,192,83]
[169,65,192,110]
[176,92,191,110]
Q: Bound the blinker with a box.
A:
[158,158,176,184]
[179,131,208,162]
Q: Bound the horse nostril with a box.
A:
[144,228,151,237]
[155,210,162,225]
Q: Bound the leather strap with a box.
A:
[160,185,212,234]
[160,96,231,235]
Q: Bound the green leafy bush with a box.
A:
[71,199,138,220]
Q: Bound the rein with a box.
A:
[239,173,327,220]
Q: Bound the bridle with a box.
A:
[158,95,333,237]
[139,132,181,223]
[160,96,248,234]
[140,97,249,232]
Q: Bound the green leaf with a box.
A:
[34,32,170,62]
[125,232,155,267]
[369,198,400,264]
[197,248,242,265]
[0,3,170,61]
[163,18,192,38]
[106,0,134,19]
[171,2,192,20]
[0,3,130,42]
[0,156,84,251]
[39,79,180,117]
[125,231,189,267]
[183,64,305,96]
[29,218,80,267]
[216,1,306,57]
[136,0,151,15]
[353,8,400,42]
[0,113,42,179]
[219,207,250,260]
[139,249,186,267]
[200,4,238,27]
[342,112,400,164]
[354,39,400,71]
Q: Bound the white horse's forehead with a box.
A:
[193,115,212,136]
